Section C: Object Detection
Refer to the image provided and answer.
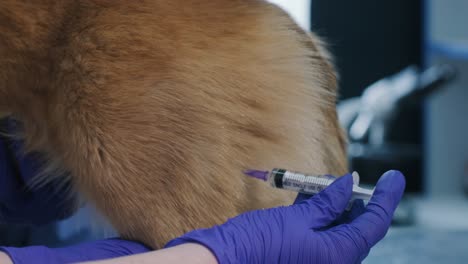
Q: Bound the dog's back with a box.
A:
[0,0,347,248]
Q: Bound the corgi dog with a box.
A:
[0,0,347,248]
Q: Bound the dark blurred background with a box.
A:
[311,1,423,100]
[311,0,425,193]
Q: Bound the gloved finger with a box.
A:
[338,199,366,225]
[333,171,405,254]
[322,199,366,231]
[292,174,354,229]
[293,193,313,204]
[292,171,338,205]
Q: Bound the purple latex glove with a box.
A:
[165,170,406,263]
[0,238,150,264]
[0,118,76,225]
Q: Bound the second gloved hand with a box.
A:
[165,170,406,263]
[0,118,77,225]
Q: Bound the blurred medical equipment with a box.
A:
[338,64,456,193]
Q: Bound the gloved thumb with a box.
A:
[335,170,406,257]
[292,174,354,229]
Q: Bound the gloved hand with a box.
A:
[0,118,76,225]
[0,170,404,264]
[165,170,406,263]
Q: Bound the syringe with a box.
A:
[244,168,374,203]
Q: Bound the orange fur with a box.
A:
[0,0,347,248]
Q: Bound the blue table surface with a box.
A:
[365,196,468,263]
[365,227,468,263]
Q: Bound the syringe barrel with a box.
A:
[268,168,374,202]
[268,168,336,195]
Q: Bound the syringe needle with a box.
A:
[243,170,269,181]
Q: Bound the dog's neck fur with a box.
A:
[0,2,68,116]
